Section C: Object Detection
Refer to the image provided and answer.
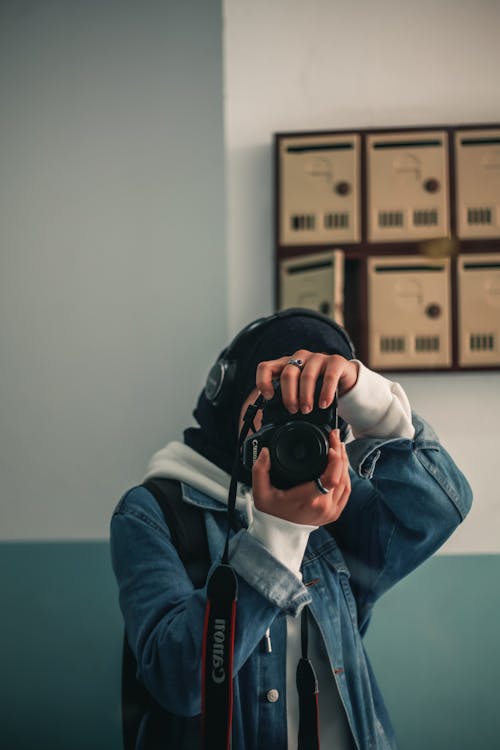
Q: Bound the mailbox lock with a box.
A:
[335,181,351,196]
[423,178,440,194]
[425,303,442,319]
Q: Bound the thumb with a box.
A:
[252,447,272,495]
[253,446,270,471]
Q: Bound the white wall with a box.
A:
[0,0,226,540]
[223,0,500,553]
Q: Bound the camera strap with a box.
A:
[297,607,320,750]
[202,394,320,749]
[201,396,264,750]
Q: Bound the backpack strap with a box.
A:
[121,478,211,750]
[142,477,211,588]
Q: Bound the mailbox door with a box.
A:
[279,250,344,324]
[367,131,450,242]
[457,253,500,366]
[455,129,500,239]
[368,256,451,369]
[279,134,360,245]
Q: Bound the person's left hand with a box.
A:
[255,351,359,413]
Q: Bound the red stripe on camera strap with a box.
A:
[201,396,264,750]
[201,565,238,750]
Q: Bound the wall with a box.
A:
[0,1,225,747]
[223,0,500,551]
[223,0,500,747]
[0,0,227,542]
[1,1,499,748]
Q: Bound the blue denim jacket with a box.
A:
[110,413,472,749]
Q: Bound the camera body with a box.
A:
[241,379,337,490]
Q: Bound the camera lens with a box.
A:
[271,422,329,483]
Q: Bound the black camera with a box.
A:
[241,379,337,490]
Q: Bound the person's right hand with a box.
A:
[251,428,351,526]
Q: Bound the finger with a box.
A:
[279,365,300,413]
[321,449,343,491]
[292,474,330,506]
[332,477,351,520]
[321,459,351,523]
[329,427,342,449]
[337,465,351,507]
[255,357,292,400]
[298,354,326,414]
[321,433,346,489]
[337,445,351,493]
[318,356,344,409]
[279,351,309,412]
[251,448,273,499]
[332,446,351,506]
[341,441,350,467]
[300,431,341,501]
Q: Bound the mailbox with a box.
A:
[457,253,500,366]
[367,256,451,369]
[367,130,450,242]
[279,249,345,324]
[455,129,500,239]
[279,134,360,245]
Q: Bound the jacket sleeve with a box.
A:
[110,486,311,717]
[331,411,473,634]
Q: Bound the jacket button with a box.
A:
[266,689,279,703]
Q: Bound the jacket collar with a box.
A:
[144,440,254,522]
[180,481,228,512]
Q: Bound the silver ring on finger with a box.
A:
[286,358,304,371]
[314,476,330,495]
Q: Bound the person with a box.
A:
[110,309,473,750]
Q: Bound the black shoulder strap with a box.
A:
[121,478,210,750]
[142,477,211,588]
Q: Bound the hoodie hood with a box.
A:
[143,440,254,522]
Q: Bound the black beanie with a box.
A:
[184,312,354,479]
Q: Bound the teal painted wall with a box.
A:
[1,544,498,750]
[364,555,500,750]
[1,543,122,750]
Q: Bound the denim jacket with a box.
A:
[110,413,472,749]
